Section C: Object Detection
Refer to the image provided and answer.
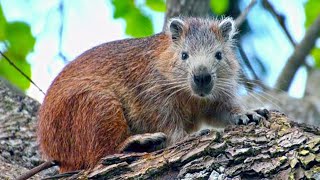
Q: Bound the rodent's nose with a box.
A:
[193,73,212,87]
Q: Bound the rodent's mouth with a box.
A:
[190,82,213,98]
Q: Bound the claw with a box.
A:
[232,108,269,125]
[120,132,167,153]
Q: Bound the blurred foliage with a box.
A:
[210,0,229,15]
[312,48,320,68]
[304,0,320,68]
[111,0,155,37]
[111,0,231,38]
[146,0,166,12]
[0,4,34,91]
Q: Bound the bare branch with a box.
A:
[262,0,296,46]
[275,15,320,91]
[58,0,68,63]
[235,0,257,27]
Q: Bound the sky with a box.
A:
[0,0,309,102]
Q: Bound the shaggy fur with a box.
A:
[38,17,242,172]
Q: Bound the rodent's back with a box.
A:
[38,33,172,171]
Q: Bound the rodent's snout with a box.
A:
[193,73,212,88]
[191,67,214,97]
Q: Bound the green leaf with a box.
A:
[0,4,7,40]
[112,0,133,18]
[304,0,320,28]
[5,22,35,58]
[146,0,166,12]
[0,51,31,90]
[210,0,229,15]
[111,0,153,37]
[125,9,153,37]
[311,48,320,68]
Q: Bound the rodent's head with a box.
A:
[160,17,240,100]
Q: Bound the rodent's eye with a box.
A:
[181,52,189,60]
[215,51,222,60]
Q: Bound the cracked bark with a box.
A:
[65,110,320,180]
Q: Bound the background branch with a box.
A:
[58,0,68,63]
[235,0,256,27]
[262,0,296,47]
[276,15,320,91]
[164,0,210,28]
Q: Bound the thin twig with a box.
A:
[0,51,45,95]
[235,0,257,27]
[238,45,259,80]
[16,161,57,180]
[235,0,263,90]
[262,0,296,46]
[58,0,68,63]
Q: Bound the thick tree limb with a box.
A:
[64,110,320,179]
[275,15,320,91]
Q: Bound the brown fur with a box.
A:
[38,17,242,172]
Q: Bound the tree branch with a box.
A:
[58,0,68,63]
[164,0,210,28]
[235,0,257,27]
[262,0,296,46]
[275,15,320,91]
[65,111,320,179]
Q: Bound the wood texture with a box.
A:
[64,110,320,179]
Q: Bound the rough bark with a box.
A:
[0,78,56,179]
[275,15,320,91]
[0,78,40,168]
[64,110,320,180]
[243,91,320,127]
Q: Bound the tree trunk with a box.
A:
[67,110,320,179]
[164,0,210,27]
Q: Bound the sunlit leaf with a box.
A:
[0,51,31,90]
[210,0,229,15]
[311,48,320,68]
[6,22,35,58]
[125,9,153,37]
[146,0,166,12]
[111,0,153,37]
[0,4,7,40]
[112,0,133,18]
[0,8,34,91]
[304,0,320,28]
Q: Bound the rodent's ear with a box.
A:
[168,18,185,41]
[219,18,236,40]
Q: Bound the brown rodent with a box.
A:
[38,17,257,172]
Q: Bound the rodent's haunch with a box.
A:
[38,17,250,172]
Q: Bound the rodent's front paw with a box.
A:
[232,108,269,125]
[119,132,167,153]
